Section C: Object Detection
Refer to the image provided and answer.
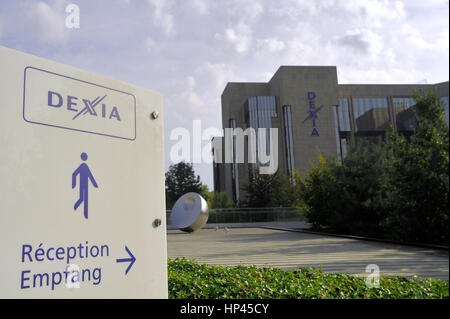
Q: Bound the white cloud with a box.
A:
[217,23,254,54]
[2,0,448,188]
[144,37,156,52]
[179,76,205,112]
[147,0,175,36]
[401,23,421,37]
[28,0,70,44]
[403,0,449,8]
[257,38,286,53]
[228,0,264,22]
[182,91,204,111]
[186,76,196,89]
[271,0,333,18]
[188,0,209,15]
[340,0,406,28]
[194,62,241,93]
[437,28,449,52]
[213,0,267,55]
[401,22,449,53]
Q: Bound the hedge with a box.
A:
[168,258,448,299]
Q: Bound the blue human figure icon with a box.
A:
[72,152,98,219]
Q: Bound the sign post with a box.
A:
[0,45,167,298]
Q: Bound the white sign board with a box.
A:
[0,45,167,298]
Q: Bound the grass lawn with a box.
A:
[168,258,449,299]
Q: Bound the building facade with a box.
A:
[212,66,449,205]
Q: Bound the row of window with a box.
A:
[441,96,450,124]
[246,96,277,155]
[337,96,449,132]
[283,105,295,181]
[226,96,279,202]
[226,95,449,200]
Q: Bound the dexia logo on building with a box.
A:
[23,67,136,141]
[303,91,323,136]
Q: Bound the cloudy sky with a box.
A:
[0,0,448,189]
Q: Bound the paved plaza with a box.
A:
[167,227,449,280]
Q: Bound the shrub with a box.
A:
[299,146,389,237]
[168,258,449,299]
[208,192,235,209]
[244,168,301,208]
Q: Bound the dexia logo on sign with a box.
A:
[23,67,136,141]
[47,91,121,121]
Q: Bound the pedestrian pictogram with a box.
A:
[72,152,98,219]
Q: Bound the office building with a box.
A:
[212,66,449,204]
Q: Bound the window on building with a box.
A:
[440,96,449,125]
[340,138,348,158]
[392,97,417,131]
[352,98,390,132]
[282,105,295,181]
[337,98,351,131]
[229,119,239,203]
[246,96,277,163]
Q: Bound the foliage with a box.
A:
[381,89,449,244]
[198,184,212,203]
[165,163,234,210]
[208,191,235,209]
[299,144,389,237]
[165,162,203,209]
[299,89,449,245]
[244,167,301,208]
[168,258,449,299]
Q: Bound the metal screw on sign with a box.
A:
[153,218,162,228]
[150,111,159,120]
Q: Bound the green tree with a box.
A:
[244,167,300,207]
[382,89,449,244]
[165,162,203,209]
[199,184,212,203]
[272,171,302,207]
[299,142,389,236]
